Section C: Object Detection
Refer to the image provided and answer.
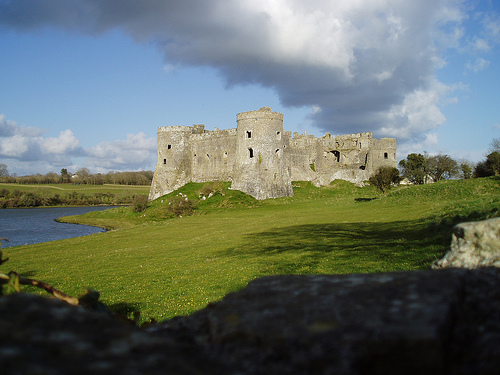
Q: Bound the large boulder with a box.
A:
[432,217,500,269]
[0,293,227,374]
[2,268,500,374]
[151,268,500,374]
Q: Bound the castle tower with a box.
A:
[231,107,294,199]
[148,126,193,201]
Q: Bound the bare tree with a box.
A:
[489,138,500,153]
[0,164,8,178]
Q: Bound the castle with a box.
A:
[149,107,397,200]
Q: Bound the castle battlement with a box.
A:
[149,107,397,200]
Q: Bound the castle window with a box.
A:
[384,152,388,159]
[163,159,167,165]
[249,148,254,158]
[331,150,340,162]
[275,149,281,158]
[246,131,252,139]
[168,144,172,149]
[276,131,281,140]
[224,151,228,158]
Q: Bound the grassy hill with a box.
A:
[3,177,499,322]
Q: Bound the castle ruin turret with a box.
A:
[148,126,194,201]
[230,107,294,200]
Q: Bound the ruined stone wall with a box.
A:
[190,129,237,183]
[370,137,398,172]
[286,132,378,186]
[149,107,398,200]
[286,133,322,184]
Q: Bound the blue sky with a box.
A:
[0,0,499,176]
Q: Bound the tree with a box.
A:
[398,153,427,184]
[473,151,500,178]
[75,168,90,184]
[0,164,8,178]
[486,151,500,175]
[460,161,473,179]
[489,138,500,153]
[369,167,401,193]
[60,168,70,183]
[426,154,459,181]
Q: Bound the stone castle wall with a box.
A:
[149,107,397,200]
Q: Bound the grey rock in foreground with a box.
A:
[432,217,500,269]
[2,268,500,374]
[0,293,226,374]
[152,269,500,374]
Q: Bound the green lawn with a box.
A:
[2,178,499,323]
[0,183,150,196]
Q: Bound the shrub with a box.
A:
[473,151,500,178]
[132,195,149,213]
[167,195,196,217]
[197,182,225,198]
[369,167,401,193]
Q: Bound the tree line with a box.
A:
[369,138,500,193]
[0,189,147,209]
[0,166,153,186]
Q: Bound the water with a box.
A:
[0,206,116,248]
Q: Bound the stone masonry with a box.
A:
[149,107,397,200]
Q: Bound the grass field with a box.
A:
[0,183,150,196]
[2,178,499,323]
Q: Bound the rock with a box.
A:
[2,269,500,374]
[151,268,500,374]
[0,293,227,374]
[432,217,500,269]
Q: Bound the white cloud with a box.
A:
[378,79,461,140]
[0,134,30,158]
[471,37,490,51]
[0,114,155,175]
[397,132,440,160]
[86,132,156,170]
[466,57,490,72]
[40,129,81,154]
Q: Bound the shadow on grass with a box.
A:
[219,208,499,275]
[354,197,378,202]
[107,301,142,317]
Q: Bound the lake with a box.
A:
[0,206,116,248]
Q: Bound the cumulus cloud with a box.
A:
[0,0,491,151]
[466,57,490,72]
[0,115,83,163]
[0,114,155,174]
[86,132,156,171]
[397,132,440,160]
